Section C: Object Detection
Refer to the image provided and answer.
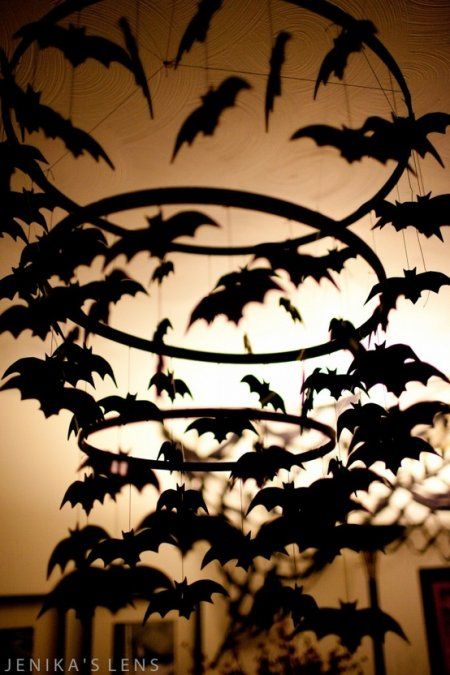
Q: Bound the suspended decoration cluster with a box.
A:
[1,0,449,663]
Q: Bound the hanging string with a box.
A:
[362,49,395,113]
[165,0,176,67]
[68,12,81,121]
[239,480,245,534]
[342,551,350,600]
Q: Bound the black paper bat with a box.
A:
[231,444,304,486]
[347,401,448,471]
[302,368,366,400]
[291,113,450,166]
[47,525,109,577]
[157,484,208,515]
[265,32,291,131]
[151,260,174,284]
[314,21,377,97]
[373,193,450,240]
[295,601,407,652]
[186,415,257,442]
[105,211,218,264]
[172,77,251,161]
[149,370,192,401]
[0,189,55,244]
[33,21,152,115]
[153,318,172,343]
[337,401,387,439]
[61,474,125,515]
[86,270,146,326]
[254,245,355,287]
[241,375,286,413]
[247,572,318,631]
[51,341,117,387]
[201,530,258,571]
[157,441,184,470]
[87,528,174,566]
[175,0,222,66]
[40,566,172,619]
[144,577,228,621]
[279,297,302,323]
[189,267,282,325]
[366,268,450,314]
[0,141,49,187]
[348,342,449,397]
[79,448,160,492]
[98,393,161,421]
[247,482,307,517]
[6,81,113,167]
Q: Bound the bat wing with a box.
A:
[166,210,219,241]
[186,416,257,442]
[246,486,285,514]
[119,17,153,118]
[87,537,129,566]
[265,32,291,130]
[152,260,174,284]
[279,297,302,322]
[37,24,129,69]
[180,580,228,618]
[60,475,122,515]
[175,0,223,66]
[291,124,368,163]
[47,525,109,577]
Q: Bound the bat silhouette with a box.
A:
[79,448,160,492]
[47,525,109,577]
[32,21,152,115]
[314,21,377,97]
[247,572,317,631]
[373,193,450,240]
[20,225,107,285]
[175,0,223,66]
[153,318,172,343]
[241,375,286,413]
[302,368,366,404]
[157,484,208,515]
[348,342,449,396]
[172,77,251,161]
[231,444,304,486]
[291,113,450,166]
[87,528,175,566]
[0,189,55,244]
[247,482,307,517]
[149,370,192,401]
[151,260,174,284]
[86,270,146,326]
[279,297,302,323]
[186,415,257,442]
[144,577,228,621]
[347,401,448,471]
[295,601,407,652]
[337,401,387,439]
[98,393,161,421]
[40,566,172,619]
[253,245,355,287]
[189,267,282,325]
[201,531,259,571]
[0,141,49,187]
[265,32,291,130]
[157,441,184,470]
[52,341,116,386]
[5,81,113,167]
[366,268,450,316]
[105,211,218,264]
[60,474,126,515]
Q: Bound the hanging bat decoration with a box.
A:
[186,415,257,442]
[40,565,173,619]
[105,211,219,264]
[174,0,223,67]
[314,20,377,97]
[241,375,286,413]
[291,113,450,166]
[337,401,388,439]
[366,268,450,316]
[348,342,449,397]
[47,525,109,577]
[246,571,318,631]
[373,193,450,240]
[189,267,283,325]
[151,260,174,284]
[60,474,127,515]
[144,577,228,621]
[302,368,366,400]
[231,444,304,486]
[0,189,55,244]
[201,530,259,571]
[294,601,408,652]
[2,80,113,167]
[0,141,49,188]
[279,297,302,323]
[153,318,172,344]
[265,32,291,131]
[30,20,153,116]
[171,77,251,161]
[84,270,147,326]
[157,484,208,515]
[79,447,160,492]
[157,441,184,470]
[149,370,192,401]
[52,341,117,387]
[98,393,161,421]
[253,245,355,287]
[347,401,449,471]
[87,528,175,567]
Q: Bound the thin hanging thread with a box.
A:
[239,480,245,534]
[165,0,176,65]
[362,49,395,113]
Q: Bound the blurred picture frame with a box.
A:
[420,567,450,675]
[113,619,174,674]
